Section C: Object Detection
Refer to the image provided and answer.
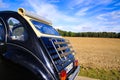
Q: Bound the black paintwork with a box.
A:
[0,55,39,80]
[0,11,77,80]
[0,11,56,80]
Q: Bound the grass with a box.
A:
[79,66,120,80]
[65,37,120,80]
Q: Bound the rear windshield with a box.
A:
[31,20,60,36]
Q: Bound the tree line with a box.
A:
[57,29,120,38]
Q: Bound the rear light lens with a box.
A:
[60,70,67,80]
[74,60,79,67]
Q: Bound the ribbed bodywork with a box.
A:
[41,37,75,73]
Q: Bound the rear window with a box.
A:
[31,20,60,36]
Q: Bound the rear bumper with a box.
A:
[68,66,80,80]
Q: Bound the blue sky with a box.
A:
[0,0,120,32]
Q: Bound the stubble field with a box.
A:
[65,37,120,80]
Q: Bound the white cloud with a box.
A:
[69,0,112,9]
[97,10,120,22]
[95,10,120,32]
[68,0,114,17]
[27,0,79,24]
[111,11,120,19]
[49,0,60,3]
[0,0,8,8]
[21,0,120,32]
[55,21,100,32]
[111,26,120,32]
[96,14,108,21]
[75,7,91,16]
[68,0,84,8]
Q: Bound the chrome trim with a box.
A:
[6,43,54,80]
[59,39,67,60]
[60,50,74,57]
[57,46,72,51]
[40,38,59,73]
[50,38,67,61]
[68,66,80,80]
[54,41,69,45]
[40,48,58,80]
[40,37,61,80]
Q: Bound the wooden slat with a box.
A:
[54,41,70,45]
[60,50,74,57]
[57,46,72,51]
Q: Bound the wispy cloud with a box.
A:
[75,7,90,16]
[69,0,112,8]
[27,0,79,23]
[4,0,119,32]
[68,0,84,8]
[95,10,120,32]
[96,10,120,23]
[0,0,8,8]
[69,0,114,17]
[48,0,60,3]
[111,11,120,19]
[96,14,108,21]
[25,0,120,32]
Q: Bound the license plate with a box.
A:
[65,62,73,73]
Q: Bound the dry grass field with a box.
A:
[65,37,120,80]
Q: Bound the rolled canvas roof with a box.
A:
[18,8,52,25]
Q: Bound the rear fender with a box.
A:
[4,44,54,80]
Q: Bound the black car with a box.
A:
[0,8,80,80]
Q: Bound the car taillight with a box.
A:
[60,70,67,80]
[74,60,79,67]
